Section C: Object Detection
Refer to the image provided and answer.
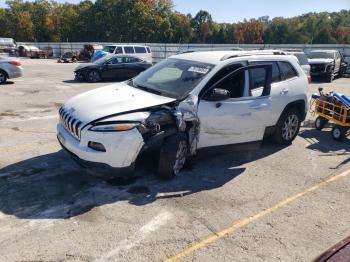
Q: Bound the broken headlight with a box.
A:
[89,122,140,132]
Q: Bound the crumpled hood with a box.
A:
[75,63,95,71]
[308,58,334,65]
[62,82,176,124]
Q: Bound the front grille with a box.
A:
[311,64,325,73]
[59,107,82,140]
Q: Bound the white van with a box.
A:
[102,44,152,63]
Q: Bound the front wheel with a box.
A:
[326,71,334,83]
[86,70,101,83]
[273,109,301,145]
[158,134,188,179]
[331,126,346,141]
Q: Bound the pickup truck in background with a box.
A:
[308,50,348,82]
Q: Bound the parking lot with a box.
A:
[0,59,350,261]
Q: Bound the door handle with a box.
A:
[216,102,222,108]
[280,89,289,95]
[250,103,267,110]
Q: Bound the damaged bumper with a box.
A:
[57,123,144,177]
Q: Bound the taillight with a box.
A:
[8,61,21,67]
[307,75,311,84]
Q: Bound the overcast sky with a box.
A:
[0,0,349,23]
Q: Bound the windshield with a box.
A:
[102,46,116,53]
[308,52,334,59]
[132,58,214,99]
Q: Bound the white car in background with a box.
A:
[102,44,153,64]
[57,50,308,180]
[0,56,23,84]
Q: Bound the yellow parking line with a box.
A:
[165,168,350,262]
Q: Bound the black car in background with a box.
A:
[75,54,152,82]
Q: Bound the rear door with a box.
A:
[197,64,273,148]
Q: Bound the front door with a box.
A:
[101,57,126,79]
[197,64,272,149]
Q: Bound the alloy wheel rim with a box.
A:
[90,71,99,82]
[282,114,299,141]
[316,118,321,128]
[333,128,341,138]
[173,140,187,175]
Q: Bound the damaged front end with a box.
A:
[136,94,200,157]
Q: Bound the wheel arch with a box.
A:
[0,68,9,79]
[279,99,306,122]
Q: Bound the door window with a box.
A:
[249,67,267,97]
[134,46,147,53]
[250,61,281,83]
[124,46,135,54]
[116,47,123,54]
[107,57,122,64]
[212,71,246,98]
[278,61,297,80]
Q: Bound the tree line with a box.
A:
[0,0,349,44]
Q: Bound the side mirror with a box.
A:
[205,88,230,101]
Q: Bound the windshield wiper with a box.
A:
[134,83,163,96]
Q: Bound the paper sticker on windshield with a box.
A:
[188,66,210,74]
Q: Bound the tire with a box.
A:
[158,133,188,179]
[338,67,345,78]
[0,70,7,84]
[331,126,346,141]
[315,116,328,131]
[86,70,101,83]
[273,108,301,145]
[326,71,334,83]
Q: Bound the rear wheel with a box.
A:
[273,109,301,145]
[331,126,346,141]
[158,134,188,179]
[315,116,328,131]
[86,70,101,83]
[0,70,7,84]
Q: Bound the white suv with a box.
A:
[57,51,308,179]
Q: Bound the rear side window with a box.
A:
[124,46,134,54]
[293,53,308,65]
[116,47,123,54]
[278,61,297,80]
[134,46,147,53]
[250,61,281,83]
[146,47,151,53]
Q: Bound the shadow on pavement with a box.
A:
[1,81,15,85]
[0,142,284,220]
[299,128,350,153]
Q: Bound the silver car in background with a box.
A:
[0,56,23,84]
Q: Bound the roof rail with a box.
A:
[220,50,286,61]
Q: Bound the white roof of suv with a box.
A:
[171,50,298,65]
